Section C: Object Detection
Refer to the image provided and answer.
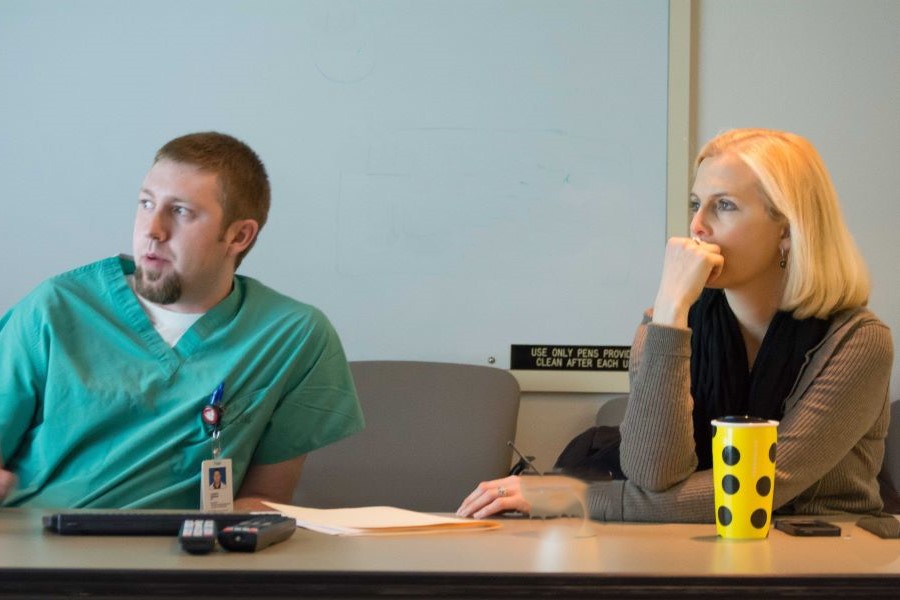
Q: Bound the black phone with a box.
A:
[774,519,841,537]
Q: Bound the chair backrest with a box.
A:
[292,360,521,512]
[595,394,629,427]
[880,400,900,512]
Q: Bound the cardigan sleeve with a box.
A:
[618,320,698,491]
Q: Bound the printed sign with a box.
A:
[510,345,630,371]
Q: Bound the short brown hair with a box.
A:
[696,128,869,319]
[155,132,270,266]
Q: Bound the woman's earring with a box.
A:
[779,247,787,269]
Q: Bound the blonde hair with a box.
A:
[695,128,869,319]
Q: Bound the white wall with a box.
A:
[516,0,900,474]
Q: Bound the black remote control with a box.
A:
[179,519,217,554]
[217,514,295,552]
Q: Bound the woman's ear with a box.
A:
[779,225,791,253]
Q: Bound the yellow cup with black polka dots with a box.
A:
[711,416,778,539]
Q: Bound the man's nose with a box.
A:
[145,210,169,242]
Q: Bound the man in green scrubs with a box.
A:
[0,132,364,509]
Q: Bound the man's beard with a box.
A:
[134,266,182,305]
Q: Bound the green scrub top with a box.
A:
[0,256,363,508]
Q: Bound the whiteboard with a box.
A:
[0,0,672,391]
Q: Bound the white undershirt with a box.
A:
[127,276,204,347]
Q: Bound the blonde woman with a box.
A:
[458,128,893,522]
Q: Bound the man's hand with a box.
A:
[0,466,16,501]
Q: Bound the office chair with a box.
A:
[293,360,521,512]
[595,394,629,427]
[880,400,900,513]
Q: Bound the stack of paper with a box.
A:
[262,501,500,536]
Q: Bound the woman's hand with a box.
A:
[651,237,724,327]
[456,475,529,519]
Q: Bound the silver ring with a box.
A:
[497,486,507,498]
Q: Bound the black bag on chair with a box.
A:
[553,426,625,481]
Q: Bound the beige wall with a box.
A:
[515,0,900,475]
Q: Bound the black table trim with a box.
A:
[2,569,900,599]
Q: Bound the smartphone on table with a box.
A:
[774,519,841,537]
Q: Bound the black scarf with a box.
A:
[688,289,830,470]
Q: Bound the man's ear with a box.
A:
[225,219,259,257]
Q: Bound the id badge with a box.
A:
[201,458,234,512]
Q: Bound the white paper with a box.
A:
[262,501,499,536]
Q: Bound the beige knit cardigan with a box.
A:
[587,307,893,522]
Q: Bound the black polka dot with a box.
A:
[756,476,772,497]
[722,475,740,495]
[711,425,718,438]
[722,445,741,466]
[750,509,768,529]
[769,442,777,463]
[718,506,732,526]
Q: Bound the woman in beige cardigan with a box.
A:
[458,128,893,522]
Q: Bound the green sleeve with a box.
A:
[0,294,47,464]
